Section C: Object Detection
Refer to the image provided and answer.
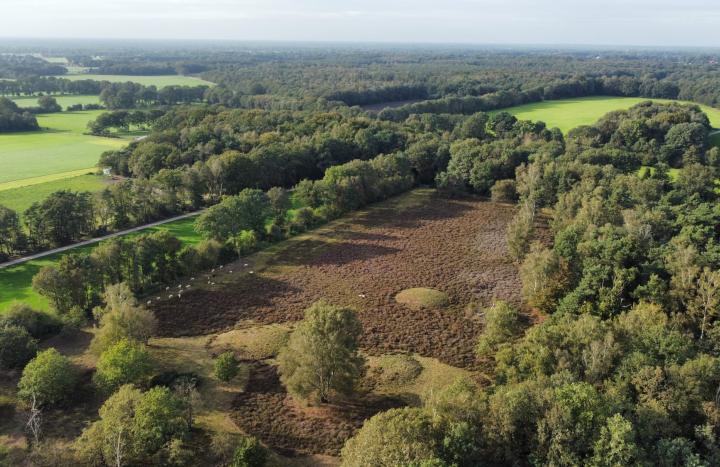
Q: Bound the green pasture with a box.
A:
[0,216,204,311]
[0,168,96,192]
[490,96,720,133]
[37,111,151,138]
[0,131,125,184]
[52,74,206,87]
[0,174,107,213]
[0,194,305,312]
[9,94,100,109]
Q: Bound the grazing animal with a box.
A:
[169,295,173,299]
[147,301,152,305]
[244,264,248,267]
[212,269,215,273]
[211,282,215,285]
[220,265,223,269]
[208,281,211,284]
[229,271,233,273]
[191,278,194,281]
[250,271,254,274]
[157,297,161,300]
[166,287,169,290]
[186,285,190,288]
[359,294,366,298]
[178,285,182,289]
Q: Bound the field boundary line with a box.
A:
[0,209,206,269]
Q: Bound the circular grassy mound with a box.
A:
[395,288,449,310]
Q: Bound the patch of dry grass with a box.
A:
[209,324,290,360]
[395,288,450,310]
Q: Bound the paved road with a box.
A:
[0,210,206,270]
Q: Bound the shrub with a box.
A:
[290,207,315,233]
[94,338,155,393]
[435,172,466,198]
[476,301,520,356]
[0,325,38,371]
[18,348,76,406]
[214,351,240,382]
[0,301,61,339]
[230,436,268,467]
[490,179,518,203]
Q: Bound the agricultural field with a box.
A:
[489,96,720,133]
[0,132,125,185]
[0,174,107,214]
[52,74,208,87]
[8,94,100,108]
[141,188,547,459]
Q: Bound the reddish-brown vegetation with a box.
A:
[154,192,546,369]
[230,363,405,457]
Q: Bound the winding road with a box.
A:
[0,209,205,270]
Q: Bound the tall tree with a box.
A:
[278,300,365,403]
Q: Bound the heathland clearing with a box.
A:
[148,188,543,457]
[489,96,720,133]
[0,131,125,184]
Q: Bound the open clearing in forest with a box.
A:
[149,189,549,458]
[51,74,208,87]
[489,96,720,133]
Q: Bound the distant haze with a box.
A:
[3,0,720,47]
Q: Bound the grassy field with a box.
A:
[35,110,107,133]
[0,168,98,191]
[52,74,206,87]
[0,194,305,312]
[0,174,108,213]
[9,94,99,109]
[490,96,720,133]
[0,132,125,184]
[0,215,204,311]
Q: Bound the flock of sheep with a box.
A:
[147,263,253,305]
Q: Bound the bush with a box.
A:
[0,325,38,371]
[490,179,518,203]
[94,338,155,393]
[476,301,520,356]
[17,348,76,406]
[0,301,61,339]
[215,351,240,382]
[230,436,268,467]
[435,172,466,199]
[290,207,315,233]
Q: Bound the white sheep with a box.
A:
[191,277,195,281]
[211,282,215,285]
[166,287,169,290]
[169,295,173,299]
[178,285,182,289]
[212,269,215,273]
[249,271,254,274]
[244,263,248,267]
[186,285,190,289]
[220,265,223,269]
[147,301,152,305]
[157,297,161,300]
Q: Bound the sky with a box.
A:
[3,0,720,47]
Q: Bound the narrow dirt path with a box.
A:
[0,209,206,269]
